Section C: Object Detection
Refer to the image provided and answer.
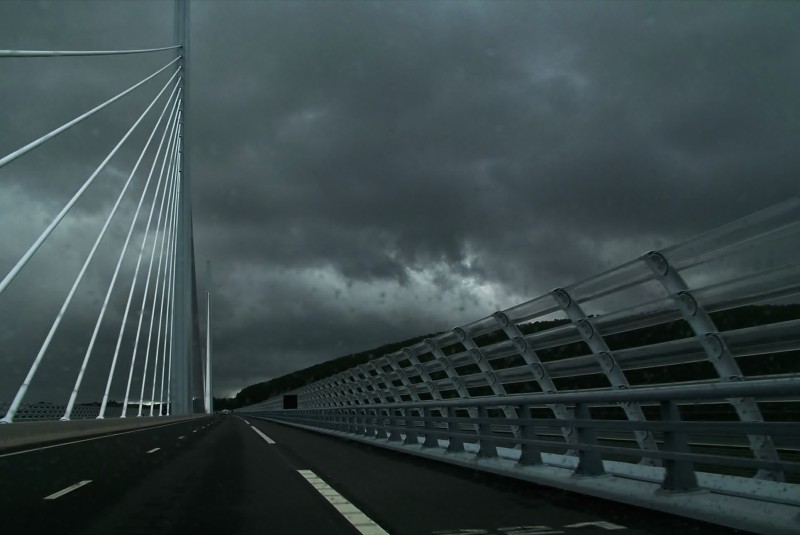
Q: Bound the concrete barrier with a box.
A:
[0,415,208,450]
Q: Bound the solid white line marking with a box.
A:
[44,480,92,500]
[297,470,389,535]
[250,425,275,444]
[146,447,160,454]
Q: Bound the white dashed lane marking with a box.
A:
[297,469,389,535]
[146,447,161,454]
[250,425,275,444]
[43,480,92,500]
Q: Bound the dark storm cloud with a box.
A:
[1,1,798,401]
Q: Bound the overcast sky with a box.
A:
[1,0,798,403]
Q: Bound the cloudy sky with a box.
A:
[1,0,798,404]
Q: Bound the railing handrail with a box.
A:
[262,376,800,411]
[0,45,182,58]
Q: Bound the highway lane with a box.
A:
[0,415,368,535]
[81,415,363,535]
[247,417,743,535]
[0,414,743,535]
[0,416,220,534]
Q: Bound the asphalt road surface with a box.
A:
[0,414,742,535]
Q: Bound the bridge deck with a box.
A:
[0,415,738,535]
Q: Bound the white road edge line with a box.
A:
[249,425,276,444]
[146,447,160,454]
[297,469,389,535]
[44,480,92,500]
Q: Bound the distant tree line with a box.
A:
[232,332,438,407]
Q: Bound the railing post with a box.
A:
[452,329,519,429]
[476,405,498,458]
[552,287,659,464]
[362,409,370,436]
[388,409,402,442]
[403,409,419,446]
[347,409,355,433]
[425,338,481,434]
[492,312,577,448]
[336,410,345,432]
[317,410,326,429]
[643,250,782,481]
[367,409,375,437]
[445,406,465,453]
[381,351,421,402]
[573,403,605,476]
[422,406,438,448]
[517,404,542,466]
[359,409,368,436]
[659,400,699,492]
[424,338,471,399]
[375,409,388,439]
[346,409,355,434]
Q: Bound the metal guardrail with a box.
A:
[247,378,800,534]
[254,378,800,484]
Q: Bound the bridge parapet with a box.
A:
[249,377,800,535]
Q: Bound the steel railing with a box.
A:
[241,197,800,533]
[246,377,800,534]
